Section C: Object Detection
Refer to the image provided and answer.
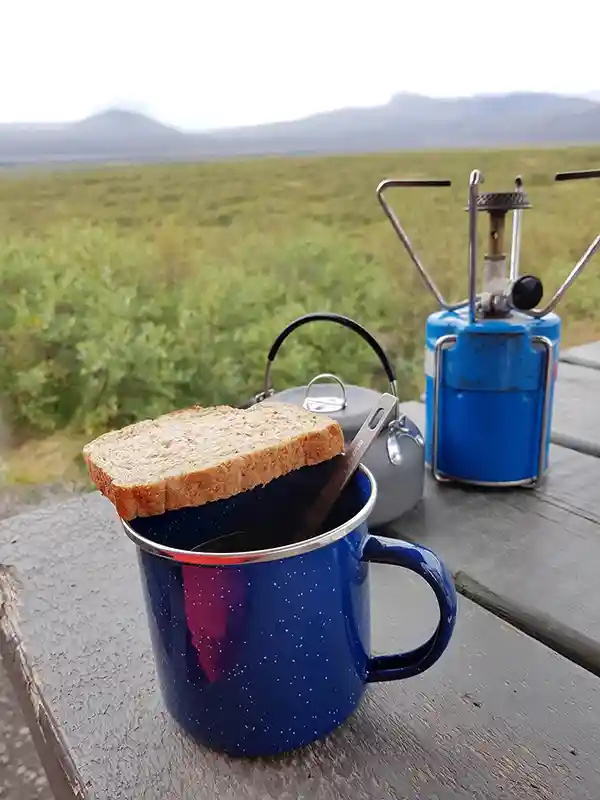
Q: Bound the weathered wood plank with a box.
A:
[552,361,600,455]
[2,494,600,799]
[392,401,600,669]
[560,340,600,370]
[453,572,600,678]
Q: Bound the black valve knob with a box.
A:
[510,275,543,311]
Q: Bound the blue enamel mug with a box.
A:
[121,463,457,758]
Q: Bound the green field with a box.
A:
[1,146,600,485]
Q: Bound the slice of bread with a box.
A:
[83,402,345,520]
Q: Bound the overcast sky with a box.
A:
[2,0,599,130]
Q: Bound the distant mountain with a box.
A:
[69,109,184,140]
[212,92,600,151]
[1,93,600,166]
[0,108,189,163]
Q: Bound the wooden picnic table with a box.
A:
[2,341,600,799]
[552,361,600,456]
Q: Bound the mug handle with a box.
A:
[362,534,457,682]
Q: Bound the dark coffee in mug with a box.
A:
[134,458,353,555]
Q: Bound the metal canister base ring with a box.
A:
[425,463,547,489]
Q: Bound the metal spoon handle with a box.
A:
[294,392,398,542]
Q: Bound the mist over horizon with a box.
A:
[2,90,600,167]
[4,89,600,133]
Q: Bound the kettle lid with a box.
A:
[271,373,385,435]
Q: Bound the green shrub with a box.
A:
[0,223,420,439]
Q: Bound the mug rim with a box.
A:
[119,464,377,566]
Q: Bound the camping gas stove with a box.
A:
[376,167,600,487]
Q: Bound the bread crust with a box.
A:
[83,403,344,520]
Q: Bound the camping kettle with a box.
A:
[248,312,425,529]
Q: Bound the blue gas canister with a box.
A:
[377,168,600,487]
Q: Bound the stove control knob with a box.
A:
[509,275,543,311]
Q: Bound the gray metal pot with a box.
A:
[249,312,425,529]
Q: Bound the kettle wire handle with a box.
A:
[256,312,399,412]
